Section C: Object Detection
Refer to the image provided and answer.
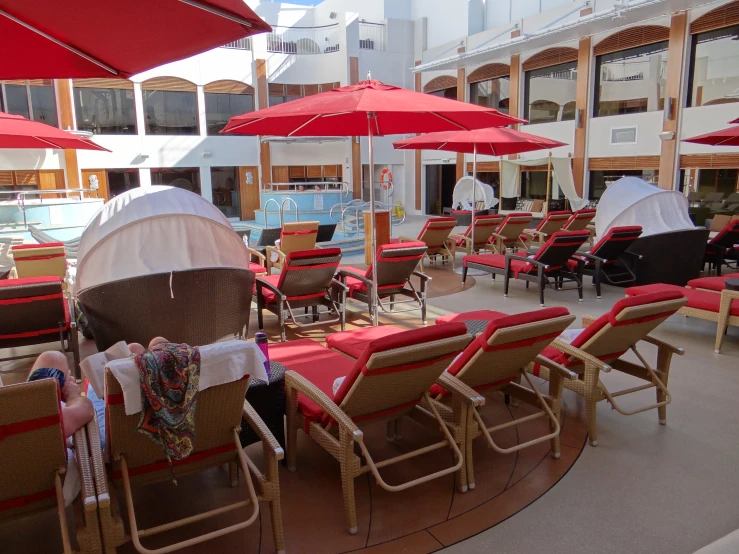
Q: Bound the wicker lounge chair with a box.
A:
[522,210,572,245]
[0,378,101,553]
[255,248,346,342]
[447,214,504,258]
[76,268,254,351]
[704,219,739,276]
[28,225,81,260]
[327,307,577,491]
[531,290,687,445]
[485,212,533,254]
[266,221,320,274]
[561,208,597,232]
[270,324,474,534]
[337,241,430,323]
[92,358,285,554]
[577,226,643,298]
[0,276,80,379]
[11,242,67,279]
[396,216,457,268]
[246,247,268,276]
[464,230,590,306]
[626,283,738,353]
[687,272,739,292]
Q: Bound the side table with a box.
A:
[240,361,286,449]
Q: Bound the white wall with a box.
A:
[268,50,345,83]
[588,111,665,158]
[410,0,468,50]
[269,140,347,166]
[132,47,254,87]
[681,104,739,155]
[0,149,66,171]
[519,120,576,159]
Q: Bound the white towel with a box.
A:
[558,328,584,345]
[106,340,268,416]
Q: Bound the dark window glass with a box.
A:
[151,168,201,195]
[594,42,668,117]
[523,61,577,124]
[688,25,739,107]
[211,167,240,218]
[588,169,659,199]
[520,171,548,198]
[74,88,137,135]
[4,84,30,118]
[696,168,739,195]
[29,85,57,126]
[143,90,199,135]
[428,87,457,99]
[204,93,254,135]
[470,77,510,113]
[268,95,285,106]
[106,169,140,199]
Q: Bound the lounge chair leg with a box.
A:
[462,266,468,284]
[269,494,286,554]
[503,273,510,297]
[339,429,358,534]
[465,408,475,491]
[656,346,673,425]
[548,371,564,459]
[257,295,264,331]
[286,386,299,472]
[394,418,402,440]
[312,305,319,323]
[229,461,239,487]
[539,270,546,307]
[584,364,600,446]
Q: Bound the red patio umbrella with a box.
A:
[683,125,739,147]
[223,79,524,324]
[0,0,271,79]
[394,128,567,266]
[0,112,109,150]
[729,117,739,124]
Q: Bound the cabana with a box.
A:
[450,176,498,225]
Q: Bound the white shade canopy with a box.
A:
[595,177,694,239]
[452,176,499,209]
[75,186,250,292]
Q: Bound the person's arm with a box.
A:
[60,379,94,440]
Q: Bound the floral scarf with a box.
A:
[135,343,200,482]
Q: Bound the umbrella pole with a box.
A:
[471,143,477,252]
[367,112,379,326]
[545,154,552,216]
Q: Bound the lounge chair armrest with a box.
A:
[285,370,363,439]
[533,355,578,380]
[247,247,266,265]
[490,232,506,240]
[265,245,285,261]
[722,289,739,301]
[242,400,284,460]
[255,277,285,300]
[550,339,612,373]
[505,253,533,263]
[397,236,417,243]
[620,250,643,261]
[436,373,485,407]
[84,412,110,508]
[72,424,97,509]
[639,334,685,356]
[578,252,604,263]
[331,278,350,292]
[412,269,431,282]
[338,269,372,286]
[581,315,596,326]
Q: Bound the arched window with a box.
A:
[423,75,458,99]
[468,63,510,112]
[522,48,578,124]
[141,77,199,135]
[204,80,255,135]
[0,80,57,126]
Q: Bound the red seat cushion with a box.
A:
[326,326,405,359]
[256,275,281,304]
[249,262,267,274]
[338,266,369,293]
[463,253,530,273]
[11,242,65,250]
[269,339,356,428]
[0,276,62,288]
[687,273,739,292]
[627,283,739,316]
[436,310,507,325]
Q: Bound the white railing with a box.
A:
[267,24,340,55]
[222,37,252,50]
[601,59,667,82]
[359,22,386,51]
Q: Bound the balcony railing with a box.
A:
[601,59,667,82]
[359,22,386,51]
[267,24,340,55]
[222,37,252,50]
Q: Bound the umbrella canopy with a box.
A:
[392,127,566,156]
[222,79,524,136]
[730,117,739,124]
[683,125,739,147]
[0,112,109,150]
[0,0,271,79]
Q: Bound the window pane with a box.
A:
[74,88,137,135]
[588,170,659,199]
[269,95,285,106]
[143,90,199,135]
[689,25,739,107]
[595,42,668,117]
[428,87,457,99]
[205,92,254,135]
[151,168,201,194]
[211,167,240,218]
[29,85,57,126]
[524,61,577,124]
[470,77,510,113]
[106,169,140,199]
[4,84,30,118]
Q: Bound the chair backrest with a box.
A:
[534,210,572,235]
[417,217,457,253]
[316,223,337,243]
[11,243,67,278]
[257,227,281,247]
[333,323,472,420]
[276,248,342,299]
[280,221,320,255]
[495,212,533,242]
[562,208,596,231]
[562,291,687,367]
[105,367,248,486]
[0,379,67,519]
[0,277,67,349]
[709,219,739,249]
[77,268,254,351]
[448,308,575,391]
[589,226,642,262]
[463,215,504,248]
[366,242,427,289]
[531,230,591,269]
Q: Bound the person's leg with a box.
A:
[128,343,145,355]
[148,337,168,348]
[30,350,69,376]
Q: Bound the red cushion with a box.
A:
[269,339,356,427]
[286,247,341,261]
[378,241,426,255]
[326,326,405,359]
[256,275,281,303]
[11,242,65,250]
[338,266,367,292]
[463,253,529,273]
[627,284,739,316]
[687,273,739,292]
[0,276,62,288]
[248,262,267,274]
[436,310,507,325]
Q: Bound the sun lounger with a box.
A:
[28,225,80,260]
[396,216,457,268]
[576,226,643,298]
[687,272,739,292]
[266,221,320,274]
[561,208,596,232]
[704,219,739,276]
[523,210,572,245]
[486,212,533,254]
[11,242,67,279]
[447,214,504,257]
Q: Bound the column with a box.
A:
[54,79,81,190]
[414,61,422,211]
[350,56,362,199]
[456,46,466,182]
[573,37,592,197]
[255,59,270,190]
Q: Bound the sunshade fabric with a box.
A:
[0,112,109,150]
[683,124,739,147]
[75,186,250,291]
[222,80,524,137]
[0,0,271,79]
[452,176,498,209]
[595,177,694,238]
[392,127,565,156]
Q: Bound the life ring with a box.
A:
[379,168,393,190]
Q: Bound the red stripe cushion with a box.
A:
[11,242,65,250]
[326,326,405,359]
[248,262,267,274]
[687,273,739,292]
[0,276,62,289]
[436,310,507,325]
[257,275,281,303]
[627,283,738,316]
[286,248,340,261]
